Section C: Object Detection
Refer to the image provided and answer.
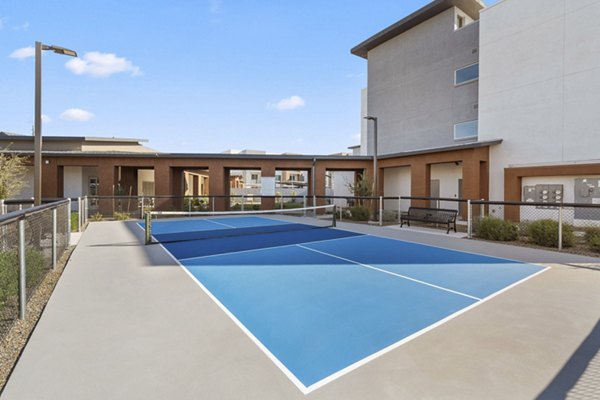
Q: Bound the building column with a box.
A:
[41,162,60,199]
[410,161,431,207]
[261,165,276,210]
[208,163,227,211]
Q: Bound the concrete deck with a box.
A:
[2,220,599,400]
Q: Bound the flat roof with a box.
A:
[351,0,484,59]
[0,132,147,143]
[3,140,501,160]
[379,139,502,159]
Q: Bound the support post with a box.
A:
[52,208,57,269]
[18,219,26,319]
[0,199,4,215]
[332,205,337,228]
[379,196,383,226]
[67,198,71,245]
[303,196,307,216]
[558,205,563,251]
[467,199,472,239]
[144,212,152,245]
[241,194,245,212]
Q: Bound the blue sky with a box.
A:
[0,1,497,155]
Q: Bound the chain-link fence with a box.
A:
[471,200,600,253]
[0,200,70,340]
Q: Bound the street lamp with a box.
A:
[364,116,378,195]
[34,41,78,206]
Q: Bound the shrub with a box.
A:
[70,212,79,231]
[113,212,131,221]
[0,249,45,308]
[589,235,600,253]
[350,205,370,221]
[527,219,574,248]
[475,216,518,241]
[584,227,600,244]
[90,212,103,221]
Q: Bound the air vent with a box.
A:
[473,103,479,110]
[472,48,478,54]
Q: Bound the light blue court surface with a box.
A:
[145,216,546,391]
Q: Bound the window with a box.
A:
[251,173,259,182]
[455,63,479,85]
[457,15,465,29]
[454,120,478,140]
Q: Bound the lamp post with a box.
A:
[364,116,378,195]
[34,42,78,206]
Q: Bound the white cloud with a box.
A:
[65,51,141,78]
[352,133,361,141]
[60,108,94,122]
[42,114,52,123]
[9,46,35,60]
[268,95,305,111]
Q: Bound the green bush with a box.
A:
[475,216,518,241]
[70,212,79,231]
[0,249,45,308]
[584,227,600,244]
[350,205,370,221]
[527,219,574,248]
[113,212,131,221]
[589,235,600,253]
[90,212,103,221]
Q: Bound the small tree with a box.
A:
[347,176,373,206]
[0,152,28,199]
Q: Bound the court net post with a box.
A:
[144,212,152,245]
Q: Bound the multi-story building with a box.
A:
[352,0,600,216]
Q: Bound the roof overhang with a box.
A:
[351,0,484,59]
[379,139,502,160]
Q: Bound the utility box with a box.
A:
[574,178,600,220]
[523,184,563,209]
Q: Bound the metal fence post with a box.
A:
[379,196,383,226]
[313,195,317,217]
[140,196,145,218]
[84,196,88,226]
[467,199,472,239]
[67,198,72,245]
[144,212,152,245]
[303,196,307,216]
[332,205,337,228]
[480,198,485,219]
[558,205,563,251]
[52,208,57,269]
[0,199,4,215]
[18,219,26,319]
[241,194,245,212]
[77,197,82,232]
[398,196,402,224]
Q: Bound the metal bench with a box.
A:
[400,207,458,234]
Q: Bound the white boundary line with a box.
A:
[302,266,550,393]
[136,221,551,395]
[204,219,237,229]
[296,244,481,301]
[152,240,312,394]
[178,233,360,261]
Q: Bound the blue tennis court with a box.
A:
[141,214,546,393]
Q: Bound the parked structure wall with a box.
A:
[366,7,480,156]
[479,0,600,202]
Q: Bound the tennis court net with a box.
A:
[144,204,337,245]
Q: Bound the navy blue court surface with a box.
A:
[141,216,546,393]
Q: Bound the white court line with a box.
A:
[204,219,237,228]
[303,265,550,393]
[137,221,551,395]
[150,239,312,394]
[295,244,481,301]
[178,233,361,262]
